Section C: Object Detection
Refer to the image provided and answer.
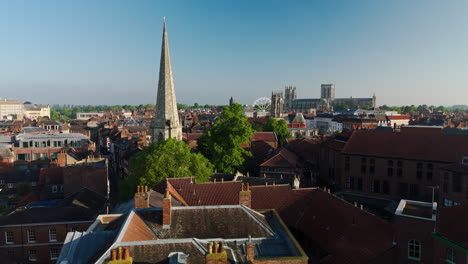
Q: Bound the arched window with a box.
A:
[446,247,456,264]
[408,240,421,261]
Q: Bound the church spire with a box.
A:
[151,20,182,142]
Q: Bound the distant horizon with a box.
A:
[2,1,468,106]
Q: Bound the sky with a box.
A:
[1,0,468,106]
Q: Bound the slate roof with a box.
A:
[343,130,468,163]
[137,206,273,239]
[291,113,306,123]
[0,169,40,182]
[0,207,96,226]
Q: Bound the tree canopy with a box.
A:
[264,118,291,146]
[119,138,213,201]
[198,103,254,174]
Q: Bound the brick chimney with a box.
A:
[57,150,67,167]
[134,186,149,209]
[239,183,251,208]
[205,241,228,264]
[245,237,255,262]
[162,189,171,229]
[109,247,133,264]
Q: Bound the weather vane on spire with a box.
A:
[163,16,166,23]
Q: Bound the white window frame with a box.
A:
[5,231,13,244]
[0,180,4,185]
[52,185,58,193]
[7,183,13,189]
[49,229,57,242]
[27,230,36,243]
[50,248,58,260]
[31,181,37,187]
[28,249,37,261]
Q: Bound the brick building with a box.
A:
[0,207,99,263]
[340,129,468,205]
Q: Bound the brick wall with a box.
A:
[0,222,91,263]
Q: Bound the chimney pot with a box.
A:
[123,247,130,260]
[213,241,219,253]
[117,247,123,260]
[354,202,357,207]
[111,249,117,261]
[219,241,225,253]
[208,242,213,254]
[360,204,364,210]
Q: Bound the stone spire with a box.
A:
[152,20,182,142]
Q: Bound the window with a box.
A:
[453,173,462,193]
[345,156,350,173]
[31,181,36,187]
[50,248,59,260]
[387,167,393,177]
[27,230,36,243]
[5,231,13,244]
[444,198,453,207]
[52,185,58,193]
[17,153,29,161]
[32,153,39,160]
[70,227,78,232]
[40,153,47,160]
[357,178,363,191]
[446,247,456,264]
[51,152,58,160]
[410,184,419,199]
[417,162,423,179]
[397,168,403,177]
[408,240,421,261]
[427,163,433,180]
[28,249,37,261]
[0,180,4,185]
[372,180,380,193]
[7,183,13,189]
[382,181,390,194]
[387,160,393,167]
[49,229,57,242]
[443,172,449,193]
[361,157,367,173]
[369,159,375,174]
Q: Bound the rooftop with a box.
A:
[395,199,436,221]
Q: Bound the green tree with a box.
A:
[50,109,60,120]
[335,104,350,111]
[177,103,188,110]
[250,121,265,132]
[120,138,213,201]
[198,103,254,173]
[264,118,291,146]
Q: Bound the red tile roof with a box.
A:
[343,130,468,163]
[436,203,468,248]
[260,148,301,168]
[388,115,410,120]
[252,132,277,142]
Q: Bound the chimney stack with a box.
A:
[239,183,251,208]
[134,185,150,209]
[108,247,133,264]
[245,237,255,262]
[205,241,227,264]
[163,189,171,228]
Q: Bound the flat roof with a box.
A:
[395,199,436,221]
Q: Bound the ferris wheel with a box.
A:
[253,97,271,111]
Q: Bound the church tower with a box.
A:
[151,21,182,143]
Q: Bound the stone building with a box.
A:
[284,85,297,111]
[270,92,283,118]
[23,104,51,120]
[0,99,24,120]
[286,84,376,112]
[151,22,182,142]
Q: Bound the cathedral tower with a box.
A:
[271,92,284,118]
[151,21,182,142]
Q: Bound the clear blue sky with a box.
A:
[1,0,467,106]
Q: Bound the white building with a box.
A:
[24,104,51,120]
[76,112,105,120]
[0,99,24,120]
